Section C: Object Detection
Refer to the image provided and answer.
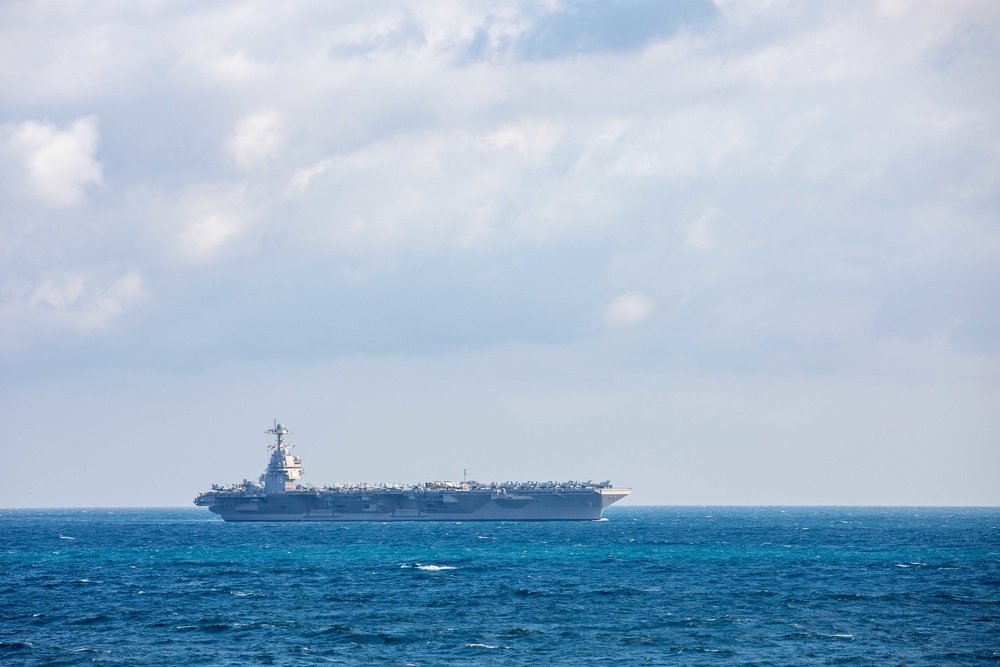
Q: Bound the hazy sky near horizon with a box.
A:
[1,0,998,507]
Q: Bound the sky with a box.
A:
[1,0,998,507]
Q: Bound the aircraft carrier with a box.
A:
[194,422,631,521]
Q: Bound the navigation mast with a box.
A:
[266,420,292,450]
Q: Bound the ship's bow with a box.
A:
[599,488,631,509]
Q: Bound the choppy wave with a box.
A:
[1,507,997,666]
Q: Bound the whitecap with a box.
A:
[466,643,499,649]
[895,564,910,568]
[415,564,456,571]
[58,535,75,540]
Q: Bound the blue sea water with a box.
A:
[1,507,998,666]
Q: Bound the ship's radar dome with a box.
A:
[276,423,284,431]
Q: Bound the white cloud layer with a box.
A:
[0,1,993,360]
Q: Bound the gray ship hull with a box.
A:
[196,488,630,522]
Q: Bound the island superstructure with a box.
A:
[194,422,631,521]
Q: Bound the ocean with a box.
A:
[1,507,997,665]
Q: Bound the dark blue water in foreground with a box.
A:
[1,507,998,666]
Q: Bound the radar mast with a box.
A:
[266,420,292,450]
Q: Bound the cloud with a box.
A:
[467,0,719,61]
[684,209,719,252]
[228,111,283,171]
[285,159,333,197]
[188,49,273,86]
[281,125,572,254]
[182,213,244,259]
[33,271,143,332]
[4,116,102,207]
[176,183,255,261]
[0,271,144,354]
[604,292,653,329]
[474,122,562,160]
